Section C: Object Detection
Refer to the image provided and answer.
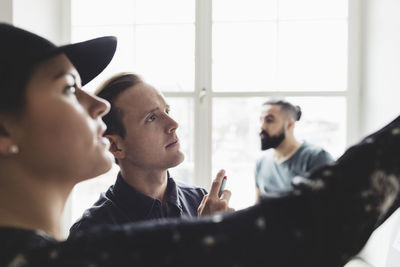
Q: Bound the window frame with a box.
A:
[61,0,361,236]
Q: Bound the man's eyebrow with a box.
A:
[142,107,160,118]
[141,104,170,118]
[262,114,275,120]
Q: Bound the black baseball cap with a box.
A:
[0,23,117,87]
[0,23,117,112]
[0,23,117,86]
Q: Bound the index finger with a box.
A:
[208,169,226,198]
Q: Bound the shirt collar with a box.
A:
[111,172,182,220]
[112,172,157,220]
[164,172,183,210]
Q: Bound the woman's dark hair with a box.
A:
[263,99,302,121]
[0,66,33,115]
[95,73,143,138]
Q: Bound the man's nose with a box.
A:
[166,115,179,134]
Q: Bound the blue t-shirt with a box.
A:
[255,141,334,193]
[70,171,207,234]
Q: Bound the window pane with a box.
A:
[212,98,263,209]
[212,97,346,209]
[212,1,347,92]
[72,1,195,93]
[135,0,194,24]
[279,0,348,19]
[71,26,136,93]
[164,97,194,185]
[286,97,347,158]
[278,20,348,91]
[71,164,119,223]
[135,25,195,92]
[71,25,195,93]
[213,0,277,22]
[212,23,277,92]
[71,0,135,26]
[72,0,195,25]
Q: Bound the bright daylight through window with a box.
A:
[69,0,349,223]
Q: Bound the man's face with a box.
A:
[259,105,286,150]
[114,83,184,171]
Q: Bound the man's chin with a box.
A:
[167,152,185,168]
[261,142,274,151]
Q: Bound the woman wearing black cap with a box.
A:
[0,23,400,267]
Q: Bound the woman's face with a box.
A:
[9,54,113,183]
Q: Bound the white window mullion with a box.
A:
[211,91,347,98]
[194,0,213,189]
[61,0,71,45]
[347,0,361,146]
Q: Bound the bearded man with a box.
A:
[255,99,334,199]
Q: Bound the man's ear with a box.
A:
[286,118,295,131]
[105,134,125,160]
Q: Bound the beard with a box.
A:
[260,129,285,150]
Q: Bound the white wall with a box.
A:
[0,0,68,45]
[357,0,400,266]
[360,0,400,135]
[0,0,13,23]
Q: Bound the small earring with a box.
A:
[10,145,19,154]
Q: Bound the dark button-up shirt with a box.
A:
[70,172,207,234]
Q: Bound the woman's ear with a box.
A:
[0,123,19,156]
[105,134,125,160]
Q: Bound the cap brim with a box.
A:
[58,36,117,86]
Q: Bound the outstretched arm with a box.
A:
[11,115,400,267]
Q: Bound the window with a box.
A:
[68,0,354,223]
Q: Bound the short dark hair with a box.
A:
[263,99,302,121]
[95,73,143,138]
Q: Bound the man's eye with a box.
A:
[64,85,76,95]
[147,114,156,122]
[165,108,170,114]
